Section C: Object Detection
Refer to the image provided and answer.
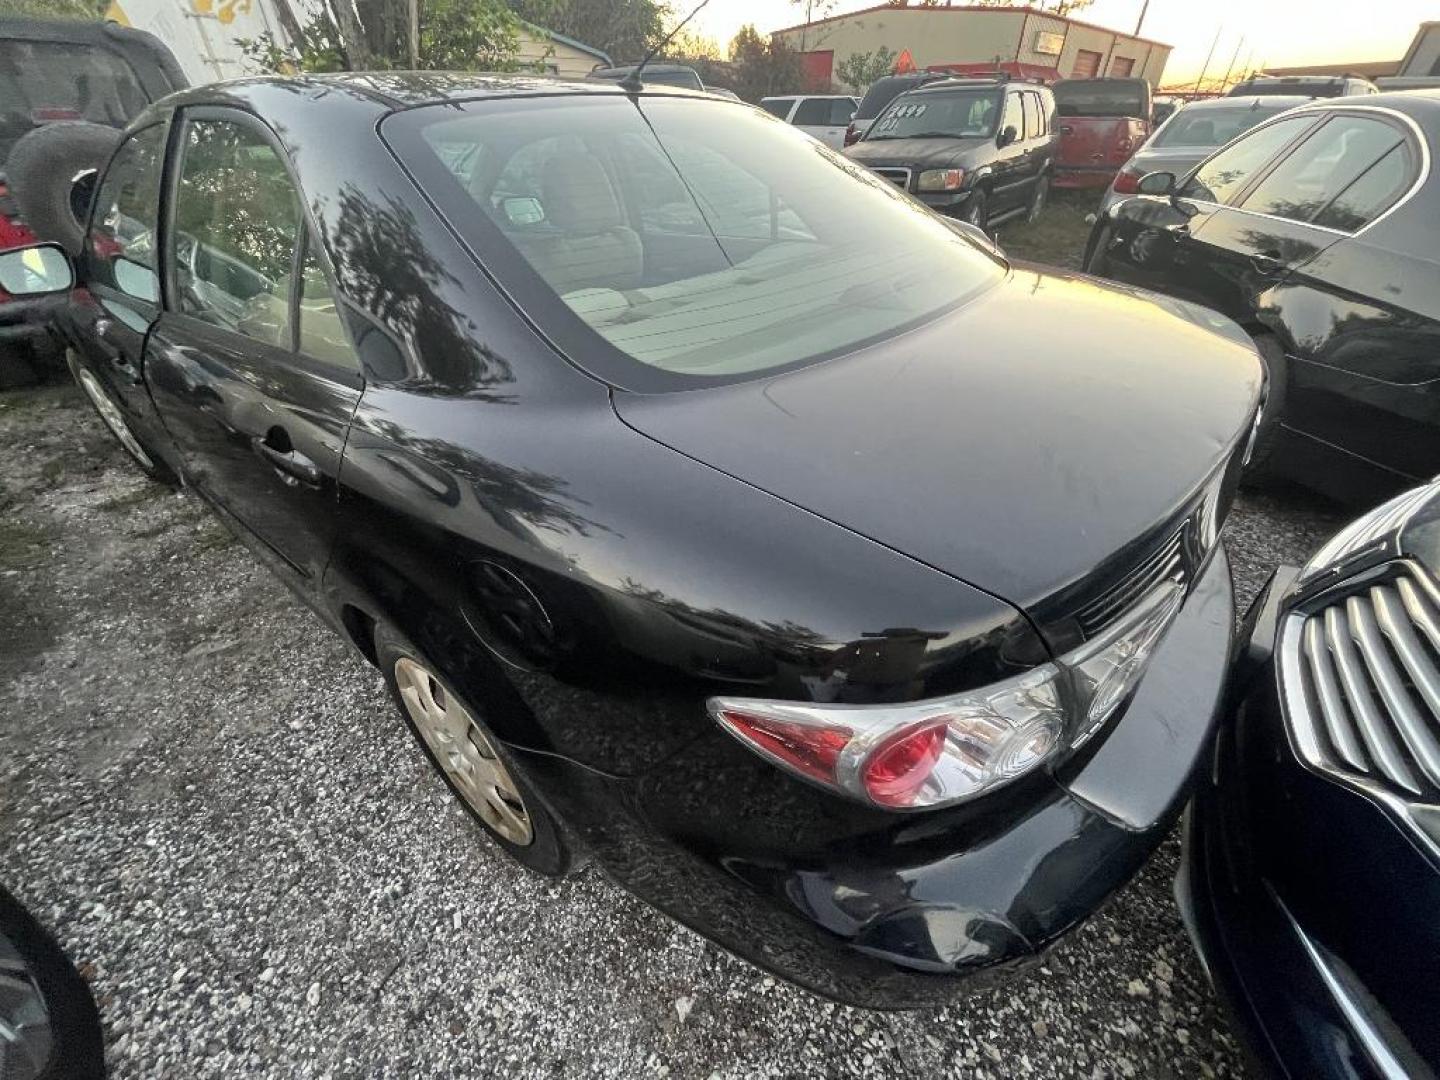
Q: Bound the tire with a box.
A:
[1084,223,1112,275]
[66,350,178,485]
[0,885,106,1080]
[1026,173,1050,224]
[6,123,120,256]
[375,622,572,877]
[1244,334,1289,472]
[962,186,990,233]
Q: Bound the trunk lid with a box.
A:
[614,267,1261,620]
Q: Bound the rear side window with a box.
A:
[760,98,792,119]
[86,124,165,303]
[0,41,149,162]
[1179,114,1316,204]
[170,118,301,346]
[1021,93,1039,139]
[792,98,831,126]
[828,98,856,125]
[1238,115,1407,225]
[1312,141,1415,231]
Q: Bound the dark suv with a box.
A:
[0,16,185,380]
[844,76,1057,231]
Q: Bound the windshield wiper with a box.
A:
[871,131,969,140]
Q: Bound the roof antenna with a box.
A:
[619,0,714,92]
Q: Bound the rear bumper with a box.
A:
[1179,566,1440,1076]
[521,545,1235,1008]
[1054,165,1121,189]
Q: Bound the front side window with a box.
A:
[170,118,301,346]
[386,95,1005,390]
[86,124,166,302]
[869,89,1001,140]
[1001,93,1024,140]
[1178,114,1317,204]
[1238,115,1407,225]
[792,98,831,126]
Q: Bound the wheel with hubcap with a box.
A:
[376,623,571,875]
[962,187,989,233]
[67,351,177,484]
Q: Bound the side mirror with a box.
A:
[998,125,1018,148]
[1137,171,1176,196]
[0,243,73,296]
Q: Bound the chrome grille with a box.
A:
[1286,569,1440,800]
[871,166,911,191]
[1074,524,1187,639]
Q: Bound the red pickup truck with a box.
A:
[1052,78,1153,189]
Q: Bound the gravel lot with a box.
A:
[0,379,1349,1079]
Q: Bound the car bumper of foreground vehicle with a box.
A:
[917,189,975,214]
[1179,566,1440,1078]
[517,546,1234,1008]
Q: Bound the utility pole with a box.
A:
[409,0,419,68]
[1192,26,1222,95]
[1134,0,1150,37]
[1219,35,1244,91]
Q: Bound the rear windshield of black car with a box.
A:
[1054,81,1147,118]
[383,94,1005,392]
[1151,103,1298,148]
[1231,80,1342,98]
[0,41,148,163]
[865,89,1000,140]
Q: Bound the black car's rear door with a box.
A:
[1180,112,1407,326]
[143,107,362,590]
[1096,112,1321,305]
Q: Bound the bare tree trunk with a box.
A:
[326,0,374,68]
[270,0,308,56]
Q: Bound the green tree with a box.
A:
[0,0,104,17]
[727,24,803,102]
[506,0,669,65]
[835,45,896,91]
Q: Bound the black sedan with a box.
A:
[1184,480,1440,1077]
[1084,90,1440,505]
[15,73,1260,1008]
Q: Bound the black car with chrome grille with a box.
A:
[843,76,1057,233]
[1182,479,1440,1078]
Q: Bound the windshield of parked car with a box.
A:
[385,94,1004,391]
[0,41,149,163]
[1054,80,1148,119]
[1150,102,1301,148]
[865,89,1000,140]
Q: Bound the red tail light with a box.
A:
[1112,168,1143,195]
[861,722,947,807]
[843,122,860,147]
[715,709,852,786]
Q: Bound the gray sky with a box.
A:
[687,0,1433,85]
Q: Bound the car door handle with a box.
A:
[1250,250,1285,276]
[253,430,322,487]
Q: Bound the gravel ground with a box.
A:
[0,381,1350,1080]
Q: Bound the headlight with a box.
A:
[708,580,1185,810]
[917,168,965,191]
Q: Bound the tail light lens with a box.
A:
[710,579,1187,811]
[1112,168,1143,195]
